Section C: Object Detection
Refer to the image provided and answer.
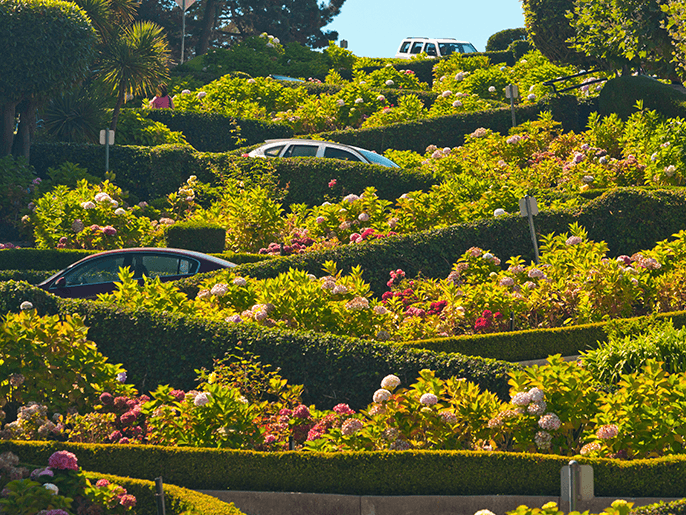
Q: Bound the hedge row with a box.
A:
[318,95,598,154]
[3,441,686,498]
[278,81,440,109]
[28,143,438,205]
[401,310,686,362]
[140,109,293,152]
[178,188,686,297]
[0,281,515,408]
[356,50,516,85]
[0,248,269,271]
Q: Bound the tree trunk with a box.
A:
[12,99,38,161]
[110,84,126,132]
[1,101,18,157]
[195,0,218,56]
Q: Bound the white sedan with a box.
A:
[247,139,400,168]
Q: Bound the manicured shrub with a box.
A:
[487,28,528,52]
[165,221,226,253]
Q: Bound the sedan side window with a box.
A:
[140,255,199,278]
[323,147,363,162]
[61,256,127,286]
[410,42,424,54]
[283,144,319,158]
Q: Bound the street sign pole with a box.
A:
[519,194,540,264]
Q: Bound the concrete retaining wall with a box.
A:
[200,490,682,515]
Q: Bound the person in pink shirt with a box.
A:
[149,85,174,109]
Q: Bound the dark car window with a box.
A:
[399,41,411,53]
[61,255,129,286]
[141,254,199,278]
[263,144,285,157]
[425,43,437,56]
[323,147,363,162]
[410,42,424,54]
[283,144,319,158]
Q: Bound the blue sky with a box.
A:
[324,0,526,58]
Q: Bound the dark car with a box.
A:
[38,247,236,299]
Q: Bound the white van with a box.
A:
[395,37,478,59]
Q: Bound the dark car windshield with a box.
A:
[356,148,400,168]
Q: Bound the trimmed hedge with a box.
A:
[83,472,245,515]
[0,281,515,408]
[318,95,597,154]
[141,109,294,152]
[2,441,686,498]
[178,188,686,297]
[28,144,438,205]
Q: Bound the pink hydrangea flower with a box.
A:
[264,434,276,444]
[48,451,78,471]
[333,403,355,415]
[96,479,110,487]
[373,389,391,403]
[120,494,137,508]
[341,418,364,435]
[293,405,311,419]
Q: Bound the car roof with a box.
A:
[401,37,474,44]
[63,247,236,269]
[261,139,367,153]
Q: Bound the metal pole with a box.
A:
[105,129,110,173]
[155,477,166,515]
[568,460,579,512]
[510,94,516,127]
[525,195,540,264]
[180,0,186,64]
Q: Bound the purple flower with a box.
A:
[117,372,127,383]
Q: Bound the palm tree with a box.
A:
[97,21,171,131]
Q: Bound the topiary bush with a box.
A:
[598,75,686,120]
[165,221,226,253]
[486,28,528,52]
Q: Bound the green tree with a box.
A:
[521,0,591,66]
[97,21,171,131]
[0,0,97,158]
[662,0,686,79]
[193,0,346,57]
[570,0,680,80]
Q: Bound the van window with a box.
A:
[410,41,424,54]
[425,43,437,56]
[399,41,411,53]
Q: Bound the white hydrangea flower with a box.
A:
[373,388,392,403]
[380,374,400,390]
